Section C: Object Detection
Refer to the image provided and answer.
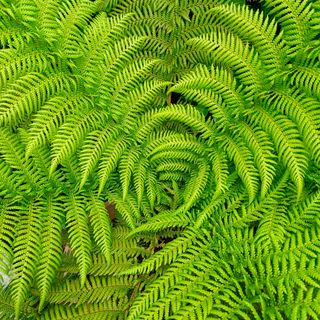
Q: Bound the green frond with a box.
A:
[288,60,320,98]
[121,81,171,130]
[238,123,277,197]
[147,132,206,157]
[95,36,149,110]
[88,195,112,263]
[26,94,92,158]
[0,199,20,273]
[129,210,192,236]
[0,128,42,190]
[182,161,210,211]
[133,157,147,206]
[0,286,15,320]
[227,171,289,229]
[41,300,127,320]
[113,59,161,97]
[98,136,129,195]
[262,0,314,53]
[0,72,77,127]
[10,200,43,318]
[126,230,212,320]
[248,108,309,198]
[0,159,22,196]
[119,147,140,200]
[79,127,119,190]
[80,13,134,70]
[209,148,229,196]
[194,194,228,229]
[50,110,106,175]
[34,0,60,45]
[286,189,320,233]
[221,135,260,202]
[122,231,194,275]
[0,286,37,320]
[136,104,214,142]
[0,50,51,89]
[36,196,64,311]
[262,89,320,166]
[54,0,96,58]
[209,3,286,80]
[108,193,137,229]
[47,273,136,307]
[65,193,92,286]
[155,160,193,177]
[149,151,199,170]
[254,204,289,250]
[145,169,158,210]
[171,64,246,112]
[282,225,320,261]
[186,30,263,97]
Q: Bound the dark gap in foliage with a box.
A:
[170,91,181,104]
[245,0,262,11]
[188,10,194,21]
[90,11,100,20]
[105,201,117,222]
[276,22,281,36]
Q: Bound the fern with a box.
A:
[1,0,320,319]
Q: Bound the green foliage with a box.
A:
[1,0,320,319]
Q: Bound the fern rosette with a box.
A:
[1,0,320,319]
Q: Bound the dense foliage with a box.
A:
[1,0,320,319]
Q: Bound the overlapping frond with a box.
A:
[1,0,320,319]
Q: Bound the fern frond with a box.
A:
[119,147,140,200]
[80,13,134,72]
[129,210,192,236]
[262,89,320,166]
[209,148,229,196]
[171,64,246,114]
[254,204,289,250]
[50,110,106,175]
[41,300,127,320]
[79,127,119,190]
[209,3,286,80]
[122,231,194,275]
[88,195,112,263]
[126,230,212,320]
[47,274,135,306]
[0,72,77,127]
[36,196,64,311]
[286,189,320,233]
[0,199,20,274]
[55,0,96,58]
[0,128,42,190]
[136,104,214,142]
[0,50,51,89]
[10,200,43,318]
[133,157,147,206]
[248,108,308,198]
[262,0,314,53]
[182,161,210,211]
[26,94,92,157]
[238,123,277,197]
[288,60,320,98]
[98,136,129,195]
[108,193,136,229]
[194,194,228,229]
[221,135,260,202]
[65,193,92,286]
[186,30,263,98]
